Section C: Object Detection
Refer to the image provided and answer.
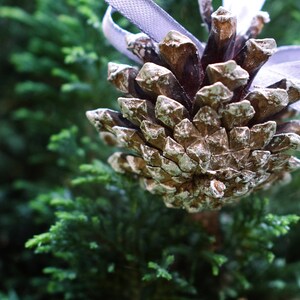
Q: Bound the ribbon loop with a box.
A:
[102,6,142,63]
[103,0,204,60]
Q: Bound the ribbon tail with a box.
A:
[264,45,300,67]
[290,101,300,112]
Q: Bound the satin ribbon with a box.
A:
[102,6,142,63]
[103,0,205,62]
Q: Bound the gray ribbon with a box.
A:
[103,0,205,61]
[102,6,142,63]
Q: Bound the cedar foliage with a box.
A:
[1,0,300,299]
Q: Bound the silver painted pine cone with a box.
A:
[87,7,300,212]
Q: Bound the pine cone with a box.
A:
[87,7,300,212]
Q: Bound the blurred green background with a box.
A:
[1,0,300,299]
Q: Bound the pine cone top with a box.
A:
[87,1,300,212]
